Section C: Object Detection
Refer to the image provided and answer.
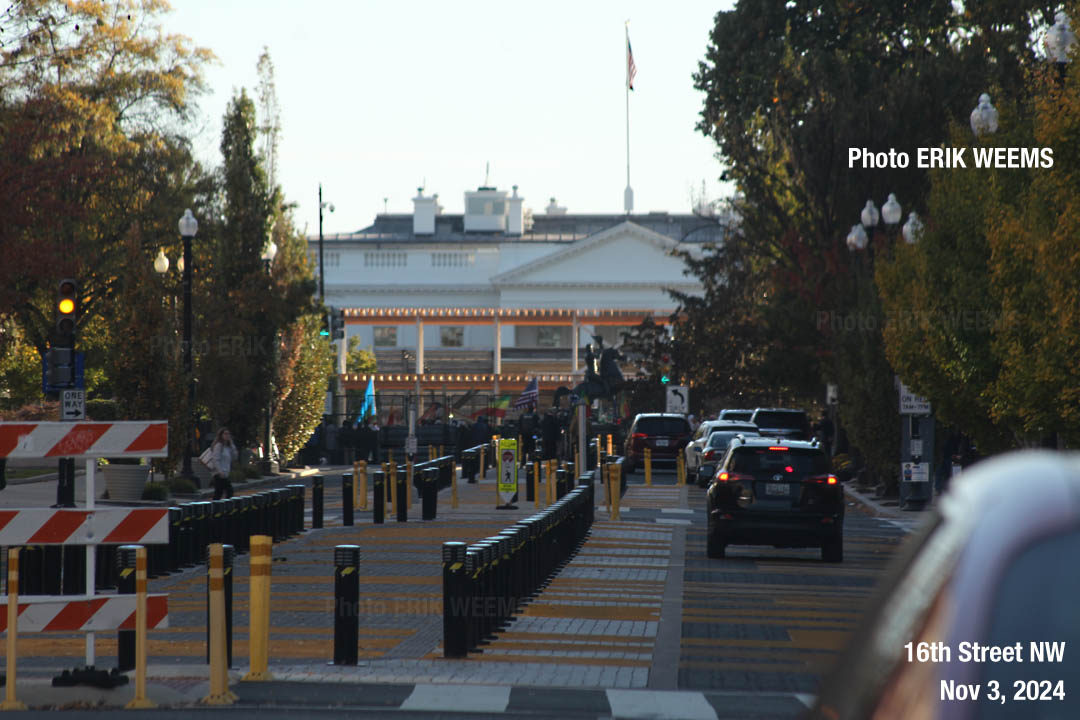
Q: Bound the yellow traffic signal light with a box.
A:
[56,279,77,337]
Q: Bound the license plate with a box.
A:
[765,483,789,496]
[655,439,669,447]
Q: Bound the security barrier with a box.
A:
[442,482,594,657]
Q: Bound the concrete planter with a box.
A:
[103,464,151,502]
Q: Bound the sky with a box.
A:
[164,1,736,236]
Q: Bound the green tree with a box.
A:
[691,1,1056,484]
[346,336,377,375]
[273,316,333,462]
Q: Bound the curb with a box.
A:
[843,483,904,518]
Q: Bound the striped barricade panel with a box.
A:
[0,421,168,459]
[0,594,168,632]
[0,508,168,545]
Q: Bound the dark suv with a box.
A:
[624,413,692,472]
[748,408,811,440]
[706,436,843,561]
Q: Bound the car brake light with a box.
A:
[717,471,751,483]
[703,449,716,461]
[811,474,839,484]
[785,465,793,473]
[717,471,730,482]
[632,433,647,439]
[768,446,788,451]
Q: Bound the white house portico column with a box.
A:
[416,318,424,418]
[571,312,579,372]
[493,316,502,396]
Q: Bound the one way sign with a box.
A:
[666,385,689,414]
[61,389,86,420]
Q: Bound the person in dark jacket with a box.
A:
[541,410,559,461]
[471,416,491,446]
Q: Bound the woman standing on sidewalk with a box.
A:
[210,427,237,499]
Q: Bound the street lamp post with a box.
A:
[318,184,334,301]
[1045,10,1076,83]
[260,234,279,475]
[178,209,198,483]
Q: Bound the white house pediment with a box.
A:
[491,221,693,287]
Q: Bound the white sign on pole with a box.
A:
[61,389,85,420]
[666,385,689,414]
[899,382,931,415]
[826,383,839,405]
[910,439,923,457]
[405,436,418,456]
[902,462,930,483]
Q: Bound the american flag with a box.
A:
[514,377,539,409]
[627,36,636,90]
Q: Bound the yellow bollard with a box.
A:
[478,447,485,482]
[388,448,394,467]
[358,461,368,510]
[677,453,686,486]
[125,546,156,709]
[545,460,554,505]
[202,544,234,705]
[607,434,613,456]
[406,460,414,509]
[439,445,444,457]
[429,445,435,461]
[2,548,26,711]
[392,462,401,516]
[645,447,652,486]
[452,463,459,508]
[613,464,621,520]
[243,536,273,681]
[533,461,541,508]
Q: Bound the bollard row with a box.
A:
[442,482,595,658]
[122,484,307,581]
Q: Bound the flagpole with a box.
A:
[624,20,632,214]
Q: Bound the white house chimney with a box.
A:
[545,197,567,215]
[507,185,524,236]
[412,187,436,235]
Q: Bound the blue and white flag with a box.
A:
[357,377,376,421]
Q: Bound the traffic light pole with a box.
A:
[181,218,196,483]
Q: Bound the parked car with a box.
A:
[808,451,1080,720]
[748,407,811,440]
[694,426,759,487]
[717,408,754,423]
[623,413,692,473]
[706,435,842,561]
[686,423,756,479]
[685,419,759,474]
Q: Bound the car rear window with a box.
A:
[752,411,809,429]
[635,417,691,435]
[708,430,757,448]
[730,447,828,474]
[720,410,752,422]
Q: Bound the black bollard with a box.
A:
[168,507,182,571]
[62,545,86,594]
[42,546,62,595]
[294,484,306,532]
[333,545,361,665]
[396,472,407,523]
[556,468,567,500]
[312,476,324,529]
[442,542,469,658]
[421,467,437,521]
[372,470,385,524]
[116,545,140,672]
[342,473,354,526]
[206,544,235,667]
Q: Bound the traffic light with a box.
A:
[48,279,77,388]
[330,308,345,340]
[660,353,672,384]
[319,313,330,337]
[56,278,77,340]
